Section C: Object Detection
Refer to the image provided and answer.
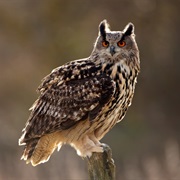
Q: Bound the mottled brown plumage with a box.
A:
[19,20,140,166]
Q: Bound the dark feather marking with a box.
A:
[104,63,113,72]
[60,118,78,130]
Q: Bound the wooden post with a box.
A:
[86,144,116,180]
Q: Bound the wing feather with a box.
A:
[19,60,115,144]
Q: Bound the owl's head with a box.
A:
[92,20,139,61]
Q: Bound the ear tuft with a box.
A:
[123,23,134,36]
[99,19,110,39]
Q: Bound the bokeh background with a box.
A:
[0,0,180,179]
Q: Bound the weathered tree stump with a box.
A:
[86,144,116,180]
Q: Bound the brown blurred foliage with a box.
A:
[0,0,180,179]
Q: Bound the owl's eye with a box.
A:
[102,41,109,47]
[117,41,126,47]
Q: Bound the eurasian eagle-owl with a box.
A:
[19,20,140,166]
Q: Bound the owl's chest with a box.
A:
[107,69,135,121]
[106,61,136,110]
[94,65,137,139]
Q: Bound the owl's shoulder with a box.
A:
[37,58,103,94]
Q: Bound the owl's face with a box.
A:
[93,20,138,61]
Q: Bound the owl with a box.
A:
[19,20,140,166]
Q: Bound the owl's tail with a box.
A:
[20,132,62,166]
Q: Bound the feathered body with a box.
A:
[19,20,140,166]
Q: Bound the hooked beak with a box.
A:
[110,45,116,56]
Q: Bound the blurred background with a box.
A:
[0,0,179,179]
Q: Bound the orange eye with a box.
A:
[102,41,109,47]
[117,41,126,47]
